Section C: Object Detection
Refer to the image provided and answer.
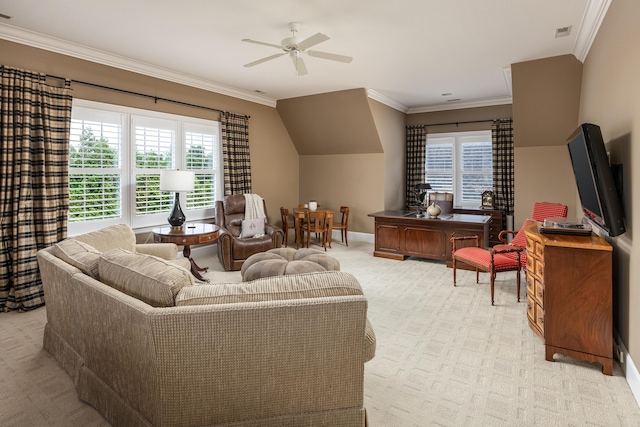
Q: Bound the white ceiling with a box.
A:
[0,0,610,113]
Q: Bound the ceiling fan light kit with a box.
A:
[242,22,352,76]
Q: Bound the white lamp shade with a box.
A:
[160,170,195,192]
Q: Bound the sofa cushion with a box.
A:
[176,270,362,306]
[53,239,101,278]
[240,218,266,238]
[73,224,136,253]
[99,248,193,307]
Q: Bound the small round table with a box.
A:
[152,223,220,282]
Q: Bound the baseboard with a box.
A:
[614,330,640,406]
[330,230,374,244]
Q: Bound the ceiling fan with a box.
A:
[242,22,353,76]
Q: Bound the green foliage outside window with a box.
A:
[70,129,216,221]
[69,128,120,220]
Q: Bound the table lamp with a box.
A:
[160,170,195,228]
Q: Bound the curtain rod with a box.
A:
[407,118,510,129]
[46,74,250,119]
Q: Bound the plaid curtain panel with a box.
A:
[405,126,427,207]
[0,66,72,311]
[221,112,252,196]
[492,118,515,216]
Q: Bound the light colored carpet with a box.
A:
[2,240,640,426]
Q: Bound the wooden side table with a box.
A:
[152,223,220,282]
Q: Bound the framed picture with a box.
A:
[481,190,495,209]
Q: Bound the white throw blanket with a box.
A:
[244,193,266,220]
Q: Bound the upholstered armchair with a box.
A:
[215,194,284,271]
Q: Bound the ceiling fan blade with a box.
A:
[242,38,283,50]
[297,33,330,50]
[306,50,353,63]
[244,52,287,68]
[290,52,308,76]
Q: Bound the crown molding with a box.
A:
[407,96,512,114]
[573,0,612,62]
[0,23,278,108]
[366,89,408,113]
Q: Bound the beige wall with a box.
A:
[578,0,639,360]
[0,39,299,222]
[299,154,384,234]
[514,146,578,223]
[279,90,403,233]
[406,104,513,132]
[368,98,406,210]
[276,88,383,155]
[511,55,583,227]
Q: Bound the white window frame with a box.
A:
[68,99,223,236]
[425,130,493,209]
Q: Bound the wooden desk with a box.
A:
[152,223,220,282]
[292,208,334,249]
[368,210,490,265]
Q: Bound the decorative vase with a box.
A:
[309,200,318,211]
[426,202,441,218]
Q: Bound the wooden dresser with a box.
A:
[523,224,613,375]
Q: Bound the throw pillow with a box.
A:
[98,248,193,307]
[240,217,266,238]
[53,239,101,279]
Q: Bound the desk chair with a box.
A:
[428,192,454,214]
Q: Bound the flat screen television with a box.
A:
[566,123,625,237]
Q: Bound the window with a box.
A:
[69,100,222,235]
[426,130,492,208]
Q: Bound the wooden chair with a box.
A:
[428,192,454,214]
[280,207,296,248]
[450,201,568,304]
[330,206,350,247]
[303,210,328,251]
[451,236,524,305]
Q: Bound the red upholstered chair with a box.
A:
[451,236,524,305]
[451,201,568,304]
[497,202,569,268]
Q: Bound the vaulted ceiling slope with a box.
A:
[0,0,610,112]
[277,89,383,155]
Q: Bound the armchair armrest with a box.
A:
[491,244,524,255]
[497,230,518,244]
[265,223,284,247]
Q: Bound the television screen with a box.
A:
[566,123,625,237]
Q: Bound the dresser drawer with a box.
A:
[535,303,545,334]
[535,258,545,282]
[526,256,535,273]
[534,278,544,306]
[526,237,536,253]
[527,294,536,323]
[526,272,535,296]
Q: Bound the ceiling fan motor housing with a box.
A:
[281,37,303,51]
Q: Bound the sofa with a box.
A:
[37,224,376,426]
[215,194,284,271]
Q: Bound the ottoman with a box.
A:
[241,247,340,281]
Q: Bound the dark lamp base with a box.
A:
[168,193,186,227]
